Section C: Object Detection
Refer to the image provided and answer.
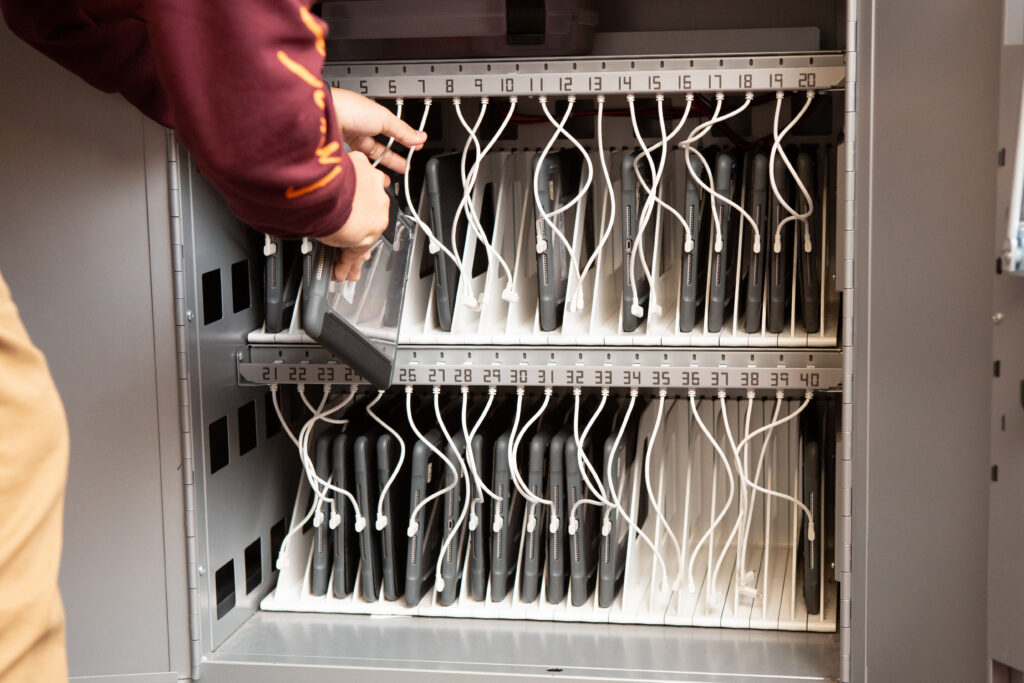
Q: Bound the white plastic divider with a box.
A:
[262,393,835,632]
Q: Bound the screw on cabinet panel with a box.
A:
[993,312,1004,324]
[198,565,206,576]
[186,309,194,321]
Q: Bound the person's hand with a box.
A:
[333,246,373,282]
[319,151,390,259]
[330,89,426,173]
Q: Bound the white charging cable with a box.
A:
[728,391,816,543]
[770,91,816,253]
[604,389,672,592]
[452,97,520,303]
[507,387,558,534]
[459,386,500,531]
[686,391,736,598]
[679,94,762,257]
[738,395,782,587]
[366,390,405,531]
[432,387,472,593]
[709,392,752,603]
[568,95,616,313]
[401,99,474,285]
[371,98,404,169]
[449,96,489,310]
[271,384,363,567]
[533,96,594,293]
[567,388,613,536]
[403,385,460,537]
[641,390,683,591]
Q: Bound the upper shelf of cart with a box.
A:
[324,51,846,99]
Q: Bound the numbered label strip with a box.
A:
[324,52,844,98]
[238,345,841,391]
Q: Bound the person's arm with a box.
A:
[144,0,355,239]
[0,1,173,126]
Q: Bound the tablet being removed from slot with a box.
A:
[302,186,414,389]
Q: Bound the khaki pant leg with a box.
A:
[0,270,69,683]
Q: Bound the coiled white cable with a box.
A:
[679,94,762,256]
[371,98,404,169]
[401,99,473,285]
[770,91,816,253]
[641,390,683,591]
[604,389,672,592]
[709,393,753,603]
[450,97,489,310]
[728,391,816,542]
[567,388,613,535]
[508,387,557,534]
[568,96,616,313]
[686,392,736,596]
[403,385,460,537]
[271,384,363,567]
[533,96,594,292]
[366,390,405,531]
[433,387,473,593]
[632,95,695,254]
[452,97,520,303]
[738,395,783,585]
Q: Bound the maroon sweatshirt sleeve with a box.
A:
[1,0,355,240]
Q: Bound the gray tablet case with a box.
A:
[564,421,602,606]
[546,425,571,604]
[490,430,524,601]
[302,186,415,389]
[438,431,468,606]
[310,432,334,597]
[620,152,658,333]
[534,151,581,332]
[466,431,492,602]
[354,431,384,602]
[519,425,552,603]
[331,432,359,599]
[707,150,737,333]
[405,425,446,607]
[598,401,648,607]
[802,439,821,615]
[265,238,302,333]
[796,151,821,334]
[744,153,769,333]
[426,153,467,332]
[377,430,410,602]
[767,155,792,334]
[679,150,707,332]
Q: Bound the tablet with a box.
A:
[796,151,821,334]
[302,186,414,388]
[353,430,384,602]
[546,424,572,604]
[744,153,770,333]
[405,424,446,607]
[598,402,642,607]
[264,238,301,333]
[309,431,334,597]
[490,427,526,601]
[621,152,658,332]
[679,149,708,332]
[438,431,468,606]
[519,423,553,603]
[425,153,468,332]
[706,150,738,333]
[331,432,359,599]
[376,428,410,602]
[801,439,821,615]
[534,151,582,331]
[564,400,606,606]
[767,155,792,334]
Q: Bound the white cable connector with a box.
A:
[263,235,277,256]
